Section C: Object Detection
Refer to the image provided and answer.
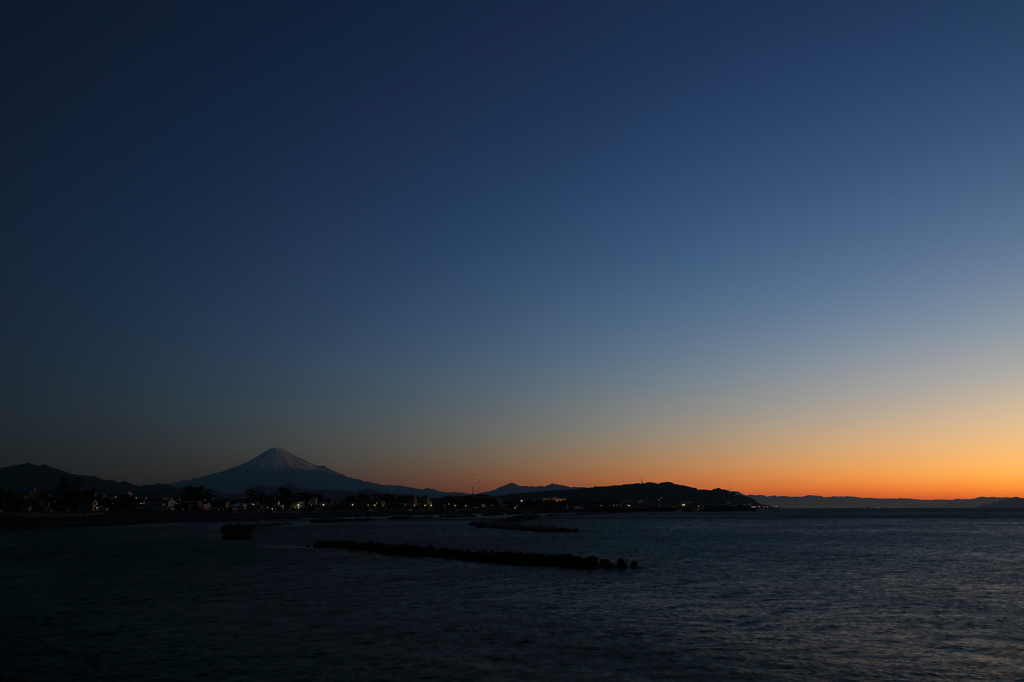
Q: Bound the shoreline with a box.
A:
[0,510,435,531]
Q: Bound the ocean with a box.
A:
[2,509,1023,681]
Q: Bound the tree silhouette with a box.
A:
[278,487,294,508]
[181,485,207,501]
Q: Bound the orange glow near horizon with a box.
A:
[370,348,1024,499]
[358,437,1024,500]
[358,401,1024,498]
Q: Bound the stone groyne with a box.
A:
[469,519,580,533]
[220,522,291,538]
[313,539,638,570]
[221,523,255,539]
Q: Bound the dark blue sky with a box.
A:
[3,2,1022,495]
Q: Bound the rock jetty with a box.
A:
[313,539,637,570]
[220,522,290,538]
[469,516,580,533]
[221,523,255,539]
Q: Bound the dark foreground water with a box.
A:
[3,510,1024,681]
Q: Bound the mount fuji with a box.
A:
[171,448,462,497]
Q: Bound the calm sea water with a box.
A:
[2,510,1024,681]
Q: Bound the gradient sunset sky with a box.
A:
[3,2,1022,498]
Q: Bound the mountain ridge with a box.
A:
[481,483,573,496]
[504,481,759,506]
[0,463,190,498]
[750,495,1007,509]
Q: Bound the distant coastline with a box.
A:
[750,495,1024,509]
[6,453,1022,523]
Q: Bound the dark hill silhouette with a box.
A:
[481,483,573,496]
[750,495,1006,509]
[172,448,462,497]
[0,463,188,497]
[504,481,757,506]
[979,497,1024,509]
[246,484,420,499]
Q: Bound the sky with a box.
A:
[2,1,1022,498]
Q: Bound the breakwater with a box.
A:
[220,522,291,538]
[221,523,255,539]
[313,539,638,570]
[469,518,579,532]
